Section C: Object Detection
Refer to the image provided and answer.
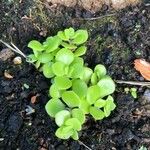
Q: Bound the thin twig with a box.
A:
[76,13,116,21]
[0,40,26,58]
[11,42,26,58]
[78,140,92,150]
[116,80,150,86]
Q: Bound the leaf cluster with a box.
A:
[28,28,116,140]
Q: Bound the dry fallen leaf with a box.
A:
[31,94,39,104]
[134,59,150,81]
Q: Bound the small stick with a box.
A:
[116,80,150,86]
[78,140,92,150]
[0,40,26,58]
[76,13,116,21]
[11,42,27,58]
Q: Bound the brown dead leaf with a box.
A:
[134,59,150,81]
[31,94,39,104]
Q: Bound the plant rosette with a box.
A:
[28,27,116,140]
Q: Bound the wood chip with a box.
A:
[4,70,13,79]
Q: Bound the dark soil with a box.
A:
[0,0,150,150]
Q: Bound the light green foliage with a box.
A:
[28,40,44,51]
[87,85,101,105]
[56,48,74,65]
[28,27,116,140]
[42,62,54,78]
[55,110,70,126]
[62,91,80,107]
[124,87,138,99]
[139,146,147,150]
[72,79,87,98]
[130,88,137,99]
[45,98,65,117]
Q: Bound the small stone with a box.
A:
[140,89,150,105]
[13,56,22,65]
[0,48,14,61]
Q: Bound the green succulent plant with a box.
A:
[28,27,116,140]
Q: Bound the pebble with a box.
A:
[0,48,14,61]
[140,89,150,105]
[13,56,22,65]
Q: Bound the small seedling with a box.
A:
[139,146,147,150]
[28,28,116,140]
[23,83,29,89]
[130,88,137,99]
[124,87,137,99]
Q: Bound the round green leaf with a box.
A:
[72,30,88,45]
[55,126,73,139]
[52,62,66,76]
[90,106,105,120]
[49,84,61,98]
[56,48,74,65]
[54,76,72,90]
[43,62,54,78]
[79,98,90,114]
[94,64,106,79]
[62,91,80,107]
[68,63,84,78]
[26,54,37,63]
[57,31,69,41]
[104,96,116,117]
[71,130,79,140]
[28,40,44,51]
[72,108,85,124]
[64,28,75,39]
[38,53,53,63]
[72,79,87,98]
[80,67,93,84]
[87,85,101,105]
[74,46,87,57]
[65,118,81,131]
[55,110,71,126]
[45,98,65,117]
[94,99,106,108]
[91,72,98,85]
[61,42,77,49]
[72,57,84,66]
[97,76,115,98]
[45,36,61,53]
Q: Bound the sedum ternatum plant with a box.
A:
[27,28,116,140]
